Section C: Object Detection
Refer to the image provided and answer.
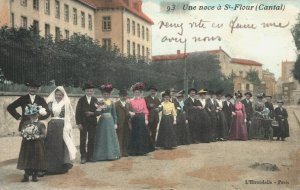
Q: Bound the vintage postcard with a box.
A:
[0,0,300,189]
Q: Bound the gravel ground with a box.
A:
[0,107,299,190]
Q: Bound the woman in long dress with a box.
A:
[215,90,229,141]
[274,100,290,141]
[174,90,191,145]
[229,91,248,140]
[92,84,121,161]
[156,90,177,149]
[128,82,154,156]
[249,94,265,139]
[197,89,211,143]
[45,86,77,174]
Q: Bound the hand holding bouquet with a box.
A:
[21,124,40,140]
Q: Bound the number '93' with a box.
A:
[167,4,176,11]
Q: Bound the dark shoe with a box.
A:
[21,174,29,182]
[32,173,38,182]
[37,171,45,177]
[81,157,87,164]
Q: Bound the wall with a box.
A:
[0,95,119,137]
[0,0,10,27]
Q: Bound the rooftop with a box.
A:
[231,58,262,67]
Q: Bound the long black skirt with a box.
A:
[128,114,154,156]
[45,119,72,174]
[156,115,177,148]
[273,119,290,138]
[175,112,191,145]
[17,139,46,171]
[197,109,211,143]
[217,111,229,139]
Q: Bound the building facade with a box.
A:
[0,0,95,39]
[262,69,276,98]
[0,0,153,59]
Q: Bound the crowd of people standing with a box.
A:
[7,81,290,182]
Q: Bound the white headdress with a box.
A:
[47,86,77,160]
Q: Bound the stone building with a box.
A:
[152,47,265,95]
[262,69,277,98]
[0,0,153,59]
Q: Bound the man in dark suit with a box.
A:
[75,83,98,164]
[144,86,161,144]
[206,90,218,142]
[265,95,274,119]
[7,81,50,131]
[223,94,234,137]
[184,88,200,143]
[115,89,131,157]
[241,92,254,139]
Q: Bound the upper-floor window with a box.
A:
[45,24,50,37]
[73,8,77,25]
[127,18,130,33]
[146,28,149,41]
[64,4,69,22]
[55,0,60,19]
[65,30,69,39]
[127,40,130,56]
[81,12,85,28]
[137,23,140,37]
[20,0,27,7]
[55,27,61,41]
[45,0,50,15]
[132,21,135,35]
[88,14,93,30]
[33,0,39,10]
[142,26,145,39]
[102,16,111,31]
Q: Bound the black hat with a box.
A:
[277,100,284,104]
[188,88,197,94]
[82,83,95,91]
[25,80,41,88]
[235,91,243,98]
[162,90,171,97]
[119,89,128,96]
[244,92,252,97]
[176,90,185,97]
[215,89,224,96]
[225,93,233,98]
[148,85,158,91]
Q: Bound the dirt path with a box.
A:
[0,108,299,190]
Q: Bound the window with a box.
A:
[33,0,39,10]
[137,23,140,37]
[127,18,130,33]
[246,84,250,91]
[55,0,60,19]
[132,21,135,35]
[102,38,112,51]
[20,0,27,7]
[142,46,145,58]
[33,20,39,34]
[45,24,50,36]
[65,30,69,39]
[146,28,149,41]
[45,0,50,15]
[73,8,77,25]
[55,27,60,40]
[64,4,69,22]
[102,16,111,31]
[132,42,135,56]
[142,26,145,39]
[88,14,92,30]
[21,16,27,28]
[127,40,130,56]
[10,13,15,27]
[146,47,149,61]
[81,12,85,28]
[137,44,140,58]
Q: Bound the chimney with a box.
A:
[177,50,181,54]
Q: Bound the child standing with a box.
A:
[17,103,47,182]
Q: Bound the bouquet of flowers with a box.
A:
[99,84,113,92]
[95,98,107,111]
[21,124,40,140]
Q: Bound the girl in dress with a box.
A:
[229,91,248,140]
[128,82,154,156]
[92,84,121,161]
[156,90,177,149]
[17,104,47,182]
[45,86,76,175]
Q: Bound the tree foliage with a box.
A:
[245,69,261,86]
[292,13,300,82]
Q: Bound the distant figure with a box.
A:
[7,81,50,131]
[229,91,248,141]
[274,100,290,141]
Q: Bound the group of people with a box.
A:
[7,81,290,183]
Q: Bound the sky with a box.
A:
[142,0,300,78]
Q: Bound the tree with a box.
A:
[245,69,261,86]
[292,13,300,82]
